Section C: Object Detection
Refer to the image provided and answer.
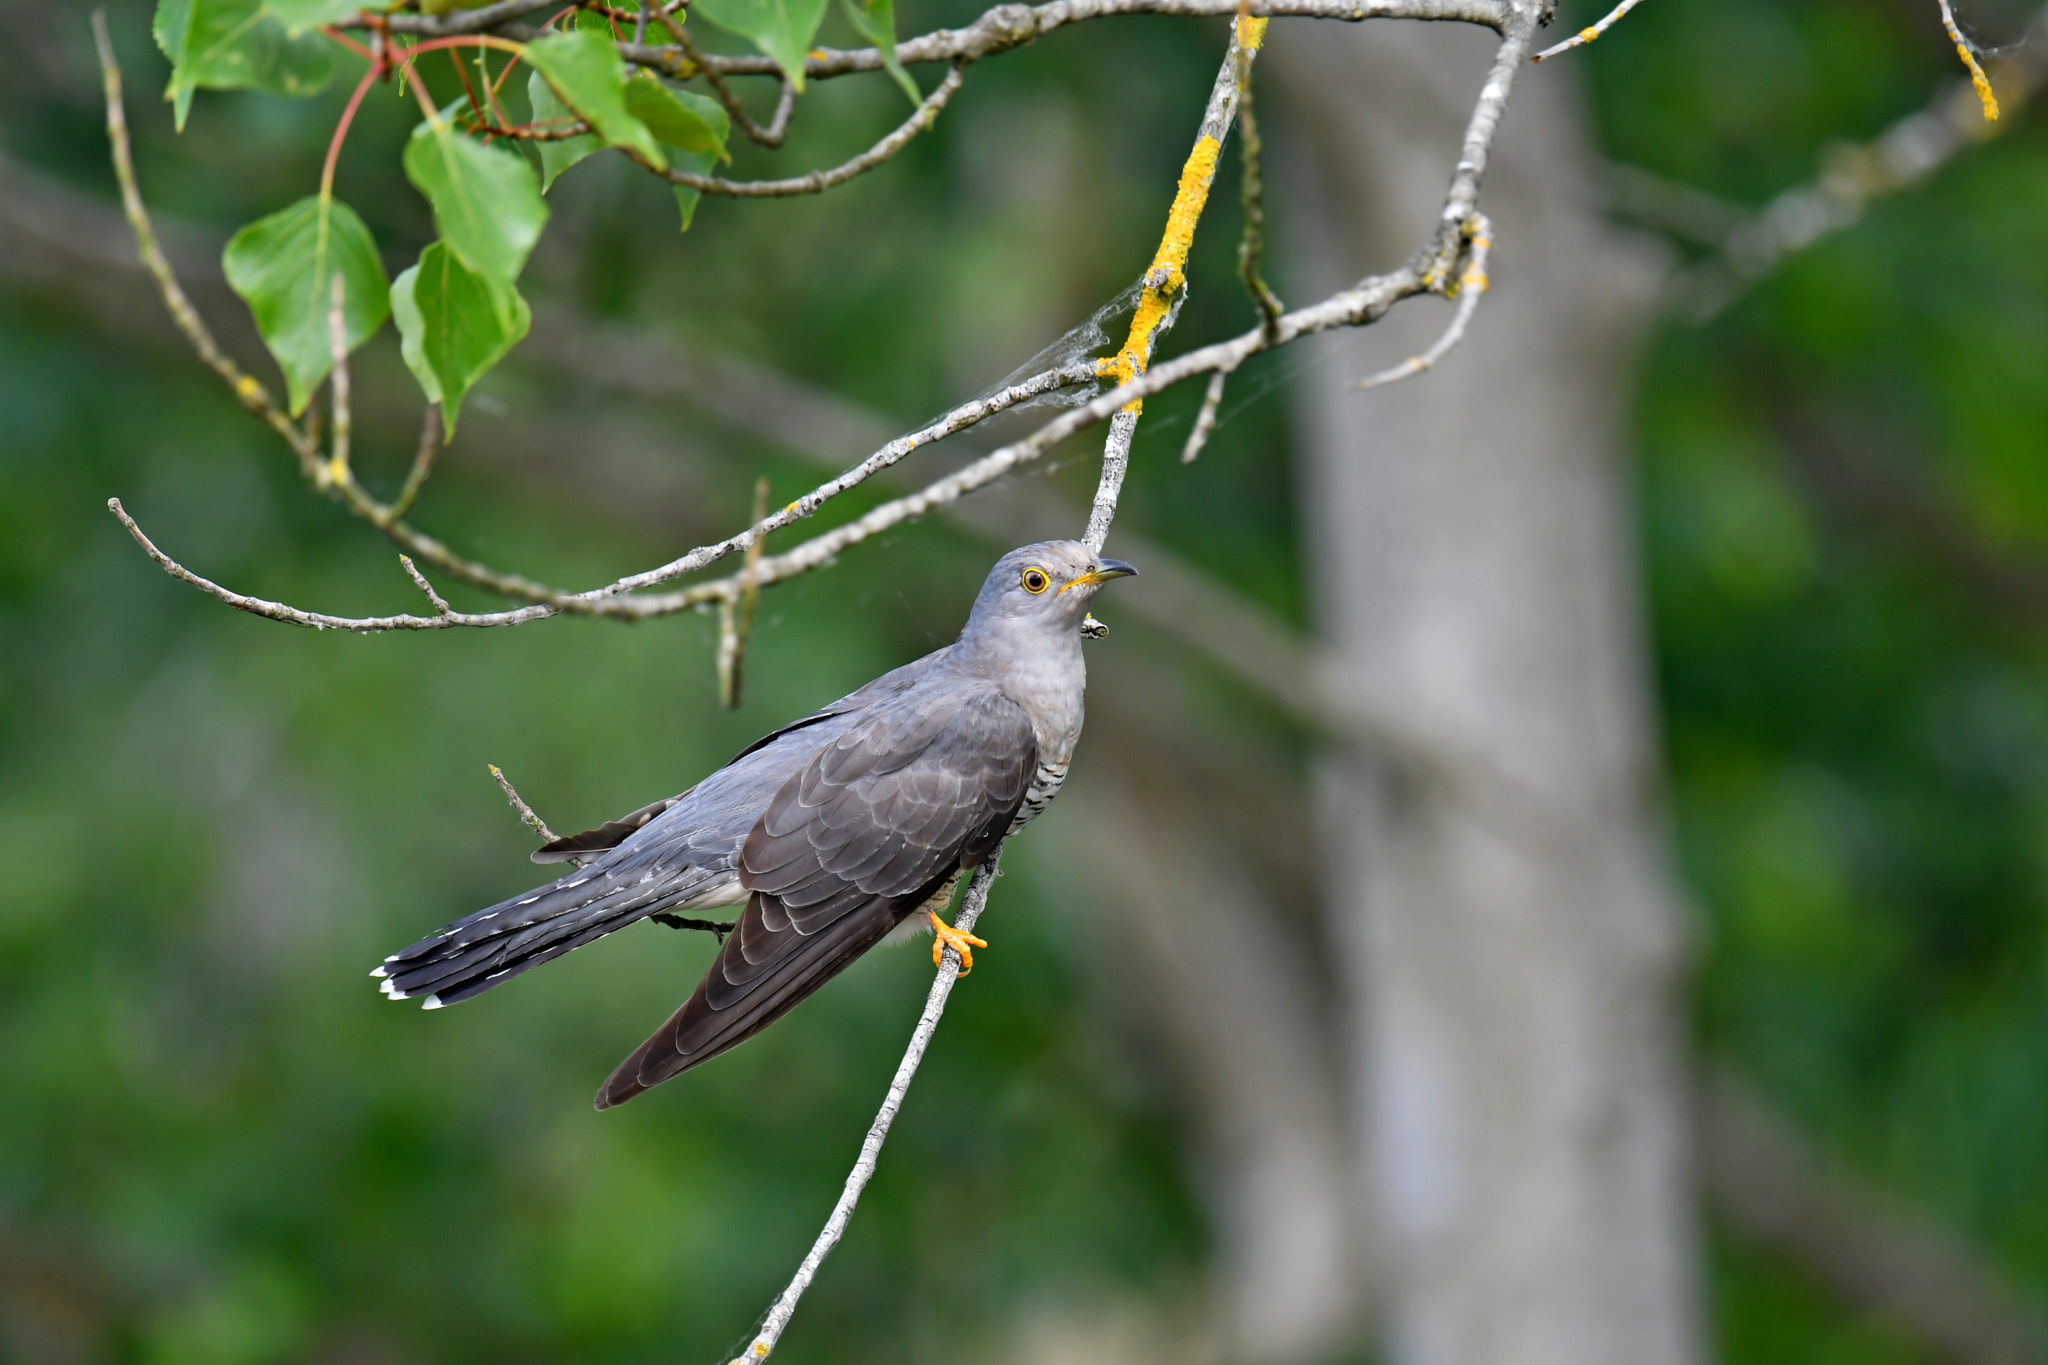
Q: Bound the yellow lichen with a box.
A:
[1578,25,1598,42]
[234,374,264,405]
[1235,13,1268,50]
[1956,42,2000,121]
[1110,135,1223,407]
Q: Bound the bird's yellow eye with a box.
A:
[1021,567,1051,594]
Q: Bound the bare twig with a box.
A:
[1235,0,1284,339]
[488,764,560,842]
[404,0,1512,73]
[660,66,964,197]
[390,406,443,521]
[651,4,797,147]
[1649,1,2048,324]
[326,273,352,489]
[1529,0,1646,61]
[1700,1072,2048,1365]
[1180,366,1231,463]
[732,854,1005,1363]
[399,555,453,615]
[1355,212,1491,390]
[91,11,320,480]
[717,477,770,709]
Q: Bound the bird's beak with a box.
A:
[1059,559,1140,593]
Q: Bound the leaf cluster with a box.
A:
[159,0,903,432]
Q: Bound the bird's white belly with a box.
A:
[676,873,745,910]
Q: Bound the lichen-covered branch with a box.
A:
[1084,12,1265,551]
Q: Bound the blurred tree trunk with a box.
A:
[1271,21,1702,1365]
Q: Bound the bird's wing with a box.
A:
[531,645,955,865]
[595,681,1035,1108]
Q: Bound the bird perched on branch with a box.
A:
[374,541,1136,1109]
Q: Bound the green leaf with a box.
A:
[693,0,828,91]
[523,30,667,171]
[402,114,548,287]
[390,242,531,437]
[525,70,601,192]
[259,0,360,34]
[623,74,730,162]
[153,0,334,131]
[840,0,918,106]
[669,150,719,231]
[222,195,390,416]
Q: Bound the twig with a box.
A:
[718,477,771,709]
[1234,0,1283,340]
[1355,212,1491,390]
[110,497,553,631]
[1529,0,1646,61]
[326,274,352,489]
[488,764,560,842]
[732,854,1005,1363]
[91,11,321,481]
[400,555,453,615]
[1180,367,1231,463]
[1699,1071,2048,1365]
[1649,0,2048,324]
[1085,15,1266,551]
[390,406,443,520]
[1938,0,2000,121]
[651,4,797,147]
[660,66,964,197]
[397,0,1513,73]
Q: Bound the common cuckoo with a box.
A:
[374,541,1135,1109]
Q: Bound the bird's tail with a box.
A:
[375,865,661,1008]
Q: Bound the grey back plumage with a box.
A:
[374,541,1135,1109]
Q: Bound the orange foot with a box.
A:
[927,909,988,975]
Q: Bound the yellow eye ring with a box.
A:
[1021,567,1051,594]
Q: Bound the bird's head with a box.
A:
[958,540,1138,655]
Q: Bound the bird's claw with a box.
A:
[927,909,988,975]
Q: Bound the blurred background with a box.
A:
[5,0,2048,1361]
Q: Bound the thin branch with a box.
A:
[1700,1071,2048,1365]
[390,406,443,521]
[91,11,320,481]
[732,854,1005,1363]
[659,65,964,198]
[1938,0,2000,122]
[1355,211,1491,390]
[110,497,553,631]
[395,0,1512,74]
[1651,0,2048,324]
[1085,17,1265,550]
[1180,367,1230,463]
[488,764,560,842]
[717,477,770,709]
[1235,0,1284,340]
[651,4,797,147]
[1529,0,1647,62]
[326,273,352,489]
[399,555,453,616]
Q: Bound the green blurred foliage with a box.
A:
[1590,0,2048,1350]
[5,0,2048,1360]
